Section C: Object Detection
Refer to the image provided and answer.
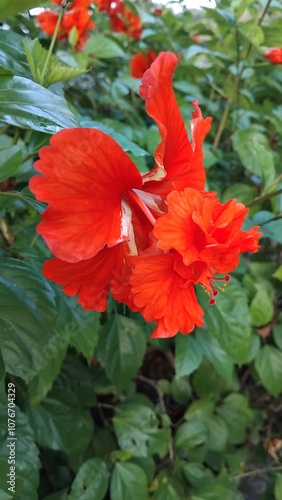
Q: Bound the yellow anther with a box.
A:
[221,289,225,292]
[224,283,227,287]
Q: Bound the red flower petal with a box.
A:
[37,10,61,36]
[139,52,211,195]
[265,48,282,64]
[29,129,142,262]
[129,252,204,337]
[43,242,132,311]
[130,51,157,79]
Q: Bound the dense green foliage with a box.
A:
[0,0,282,498]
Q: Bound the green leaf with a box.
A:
[84,35,125,58]
[23,38,87,88]
[244,211,282,243]
[197,278,252,362]
[147,428,170,458]
[56,293,100,365]
[273,315,282,350]
[0,405,40,500]
[182,462,214,490]
[113,404,158,457]
[206,415,228,452]
[196,330,233,381]
[249,288,274,327]
[0,29,31,76]
[0,0,48,19]
[26,386,93,469]
[216,393,252,444]
[28,331,67,410]
[0,146,22,183]
[275,474,282,500]
[263,19,282,47]
[170,376,191,404]
[68,458,109,500]
[255,345,282,397]
[19,186,47,214]
[110,462,148,500]
[232,130,275,189]
[153,483,180,500]
[192,483,233,500]
[97,315,146,393]
[239,20,264,45]
[175,334,203,377]
[221,183,257,206]
[175,420,208,450]
[0,74,80,133]
[273,265,282,282]
[0,259,57,383]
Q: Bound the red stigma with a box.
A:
[209,298,216,305]
[224,275,230,281]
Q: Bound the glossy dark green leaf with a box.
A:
[26,386,93,469]
[110,462,148,500]
[97,315,146,393]
[68,458,109,500]
[249,288,274,327]
[0,259,57,382]
[175,420,208,450]
[0,75,80,133]
[0,29,31,76]
[153,483,180,500]
[216,393,252,444]
[0,405,40,500]
[0,146,22,183]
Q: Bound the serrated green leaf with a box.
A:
[84,35,125,58]
[68,458,109,500]
[0,74,80,133]
[0,146,22,183]
[197,278,252,362]
[262,19,282,47]
[0,405,40,500]
[0,0,48,19]
[55,293,100,365]
[113,404,158,457]
[23,38,87,88]
[249,288,274,327]
[97,315,146,393]
[175,334,203,377]
[0,259,57,383]
[26,386,93,469]
[110,462,147,500]
[255,345,282,397]
[239,20,264,45]
[196,330,233,381]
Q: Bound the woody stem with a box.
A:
[40,0,68,86]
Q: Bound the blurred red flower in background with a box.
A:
[109,0,142,39]
[37,0,94,49]
[94,0,112,12]
[30,52,262,338]
[130,50,157,78]
[265,48,282,64]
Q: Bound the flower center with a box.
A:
[205,275,230,304]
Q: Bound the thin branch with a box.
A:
[248,188,282,208]
[232,464,282,480]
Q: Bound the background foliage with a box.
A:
[0,0,282,498]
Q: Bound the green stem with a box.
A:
[0,191,20,199]
[232,464,282,480]
[40,0,68,86]
[248,188,282,208]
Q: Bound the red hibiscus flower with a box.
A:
[130,51,157,79]
[94,0,112,12]
[153,7,162,15]
[265,48,282,64]
[109,0,142,39]
[37,0,94,50]
[29,52,262,338]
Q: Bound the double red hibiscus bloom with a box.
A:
[30,52,262,338]
[37,0,94,50]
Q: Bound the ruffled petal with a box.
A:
[29,129,142,262]
[129,252,204,337]
[140,53,211,194]
[37,10,61,36]
[43,242,132,311]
